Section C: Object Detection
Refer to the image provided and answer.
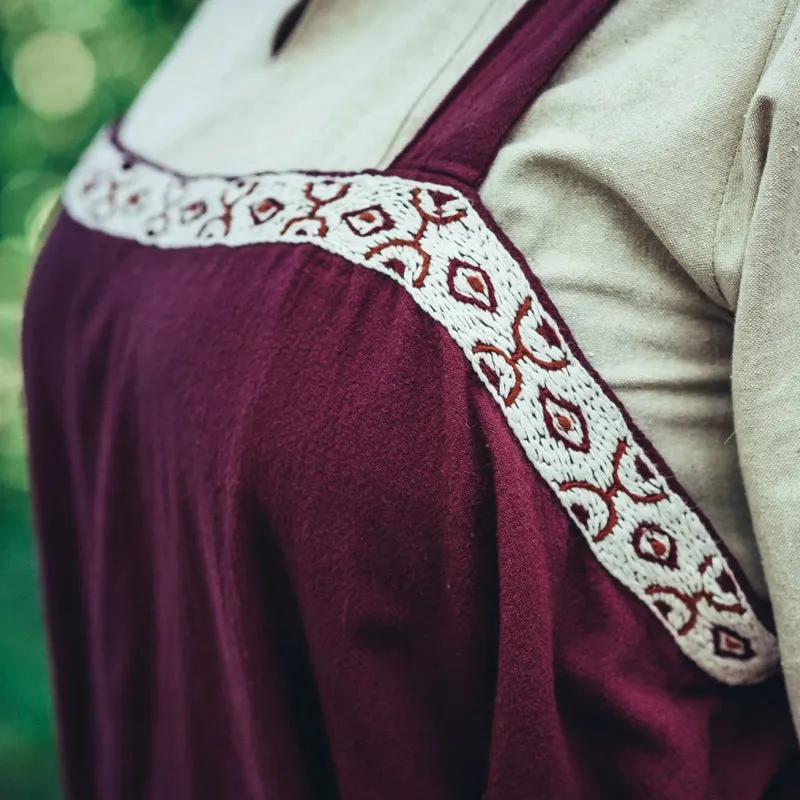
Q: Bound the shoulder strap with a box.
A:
[392,0,618,188]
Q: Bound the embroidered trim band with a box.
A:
[61,129,779,685]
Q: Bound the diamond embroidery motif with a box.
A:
[632,523,678,569]
[713,627,755,661]
[249,198,284,226]
[447,259,497,312]
[181,200,208,225]
[342,205,394,237]
[61,128,779,687]
[540,387,590,452]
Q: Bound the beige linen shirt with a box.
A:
[119,0,800,732]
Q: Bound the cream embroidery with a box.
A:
[62,129,779,685]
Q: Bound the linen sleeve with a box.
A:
[718,5,800,735]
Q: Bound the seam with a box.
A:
[376,1,519,170]
[711,0,794,305]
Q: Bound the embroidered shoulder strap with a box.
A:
[63,135,778,685]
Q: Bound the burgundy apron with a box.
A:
[21,1,800,798]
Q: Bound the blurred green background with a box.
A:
[0,2,196,797]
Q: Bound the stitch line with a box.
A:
[60,129,780,686]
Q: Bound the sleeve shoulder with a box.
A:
[725,2,800,736]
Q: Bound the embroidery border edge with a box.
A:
[60,129,779,685]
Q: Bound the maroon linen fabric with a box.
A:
[21,1,800,798]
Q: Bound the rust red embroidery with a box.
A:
[540,387,590,452]
[632,522,679,569]
[196,180,258,240]
[647,585,746,638]
[249,197,284,226]
[365,188,467,287]
[281,180,350,238]
[61,128,779,686]
[473,297,569,407]
[124,190,147,211]
[561,440,668,542]
[713,626,756,661]
[82,169,143,222]
[646,554,746,639]
[342,205,394,237]
[447,259,497,313]
[181,200,208,225]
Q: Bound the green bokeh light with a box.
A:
[13,30,97,119]
[33,0,124,32]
